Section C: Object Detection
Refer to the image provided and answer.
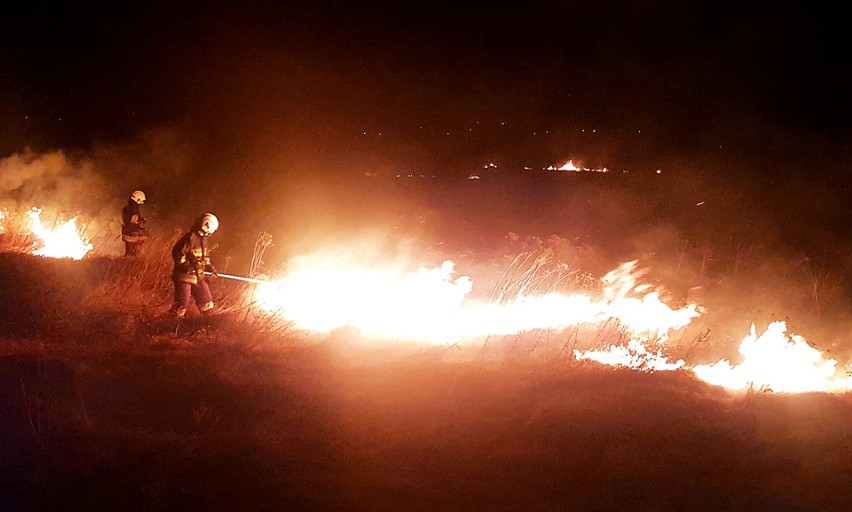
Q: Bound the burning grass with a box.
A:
[0,248,851,510]
[1,228,852,510]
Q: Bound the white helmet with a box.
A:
[196,213,219,235]
[131,190,146,204]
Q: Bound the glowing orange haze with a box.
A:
[254,254,852,393]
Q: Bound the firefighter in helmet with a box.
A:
[121,190,148,256]
[170,213,220,317]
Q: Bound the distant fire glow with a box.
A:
[545,160,608,173]
[27,208,93,260]
[546,160,580,171]
[251,253,852,393]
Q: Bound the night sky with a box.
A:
[3,2,847,151]
[1,1,850,257]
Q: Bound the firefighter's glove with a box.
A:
[207,265,219,278]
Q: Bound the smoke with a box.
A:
[0,149,109,214]
[91,127,200,227]
[0,130,208,256]
[0,149,119,251]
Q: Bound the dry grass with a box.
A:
[2,334,851,511]
[490,247,596,304]
[1,246,851,511]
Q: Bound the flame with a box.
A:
[0,209,5,234]
[250,251,852,393]
[546,160,581,172]
[545,160,608,173]
[27,208,93,260]
[574,339,685,371]
[573,320,852,393]
[254,259,473,343]
[252,255,699,344]
[692,322,852,393]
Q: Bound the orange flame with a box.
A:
[252,254,699,344]
[27,208,93,260]
[692,322,852,393]
[574,339,686,371]
[545,159,608,173]
[546,160,581,172]
[251,251,852,393]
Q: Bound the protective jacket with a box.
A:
[121,199,147,242]
[172,230,216,284]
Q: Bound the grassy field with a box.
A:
[1,250,851,512]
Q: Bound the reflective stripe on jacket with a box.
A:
[121,200,146,237]
[171,231,210,284]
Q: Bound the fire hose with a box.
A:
[203,271,269,285]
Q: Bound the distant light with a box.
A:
[546,160,581,172]
[696,201,705,206]
[656,169,662,174]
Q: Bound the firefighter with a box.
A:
[121,190,148,256]
[170,213,220,317]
